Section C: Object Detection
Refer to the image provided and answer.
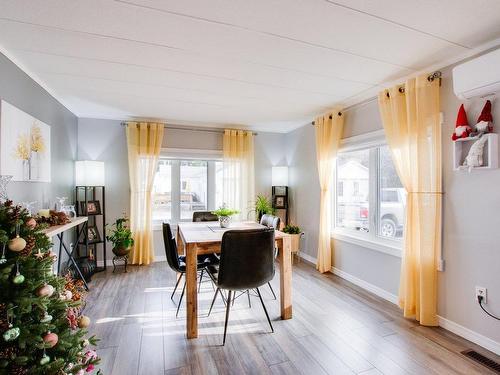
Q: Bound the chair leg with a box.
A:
[198,269,204,292]
[171,273,183,300]
[176,280,186,318]
[208,287,220,317]
[247,290,251,308]
[256,287,274,333]
[223,290,233,346]
[268,282,277,300]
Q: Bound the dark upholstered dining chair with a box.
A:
[259,214,281,300]
[192,211,218,222]
[162,223,217,317]
[207,228,276,345]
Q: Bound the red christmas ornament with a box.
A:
[452,104,472,141]
[43,332,58,348]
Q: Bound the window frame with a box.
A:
[332,130,403,258]
[152,148,223,229]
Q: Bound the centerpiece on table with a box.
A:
[106,216,134,257]
[212,206,239,228]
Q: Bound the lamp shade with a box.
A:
[75,161,105,186]
[272,166,288,186]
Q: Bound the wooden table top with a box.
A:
[177,221,289,244]
[42,216,88,237]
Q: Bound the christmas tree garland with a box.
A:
[0,200,101,374]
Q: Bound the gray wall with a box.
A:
[286,59,500,347]
[0,53,77,206]
[0,52,77,266]
[76,120,285,259]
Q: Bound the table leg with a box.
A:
[58,233,89,291]
[277,236,292,320]
[57,233,64,275]
[185,243,198,339]
[176,228,185,256]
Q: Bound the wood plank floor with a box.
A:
[84,261,499,375]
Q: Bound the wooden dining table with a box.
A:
[176,221,293,339]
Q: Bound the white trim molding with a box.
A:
[331,267,399,305]
[340,129,386,152]
[332,232,402,258]
[299,252,317,265]
[437,315,500,355]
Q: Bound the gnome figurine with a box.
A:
[452,104,472,141]
[474,100,493,135]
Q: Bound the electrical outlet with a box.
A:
[476,286,487,304]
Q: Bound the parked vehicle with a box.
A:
[337,188,406,238]
[379,188,406,238]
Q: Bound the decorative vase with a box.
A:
[30,151,39,180]
[112,244,132,257]
[22,159,30,181]
[219,215,231,228]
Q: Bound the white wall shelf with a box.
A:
[453,133,498,171]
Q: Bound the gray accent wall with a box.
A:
[286,59,500,348]
[0,53,77,205]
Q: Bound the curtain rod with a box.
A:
[311,70,442,125]
[120,122,258,135]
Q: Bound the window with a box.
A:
[152,157,223,225]
[334,144,405,245]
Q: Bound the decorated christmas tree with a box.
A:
[0,200,100,374]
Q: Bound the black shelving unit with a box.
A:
[75,186,107,272]
[272,186,289,225]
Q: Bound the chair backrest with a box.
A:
[192,211,218,222]
[260,214,281,230]
[218,228,275,290]
[162,223,182,273]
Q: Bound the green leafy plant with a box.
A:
[106,216,134,248]
[283,224,301,234]
[212,207,239,217]
[254,195,274,219]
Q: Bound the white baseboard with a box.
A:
[437,315,500,355]
[298,252,317,264]
[331,267,399,305]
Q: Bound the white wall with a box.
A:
[286,54,500,352]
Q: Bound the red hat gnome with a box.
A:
[475,100,493,134]
[452,104,472,141]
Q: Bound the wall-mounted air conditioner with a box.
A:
[453,48,500,100]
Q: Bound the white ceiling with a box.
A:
[1,0,500,132]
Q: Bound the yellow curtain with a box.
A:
[126,122,164,265]
[378,74,441,326]
[314,111,344,273]
[222,129,255,221]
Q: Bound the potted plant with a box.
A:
[282,224,302,257]
[212,206,239,228]
[106,216,134,257]
[253,195,274,222]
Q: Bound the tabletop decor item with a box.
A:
[212,206,239,228]
[0,199,101,374]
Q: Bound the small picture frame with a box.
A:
[274,196,286,209]
[80,201,101,215]
[87,226,101,243]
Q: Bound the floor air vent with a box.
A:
[461,349,500,374]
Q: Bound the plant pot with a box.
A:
[112,244,132,257]
[219,215,231,228]
[290,234,301,253]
